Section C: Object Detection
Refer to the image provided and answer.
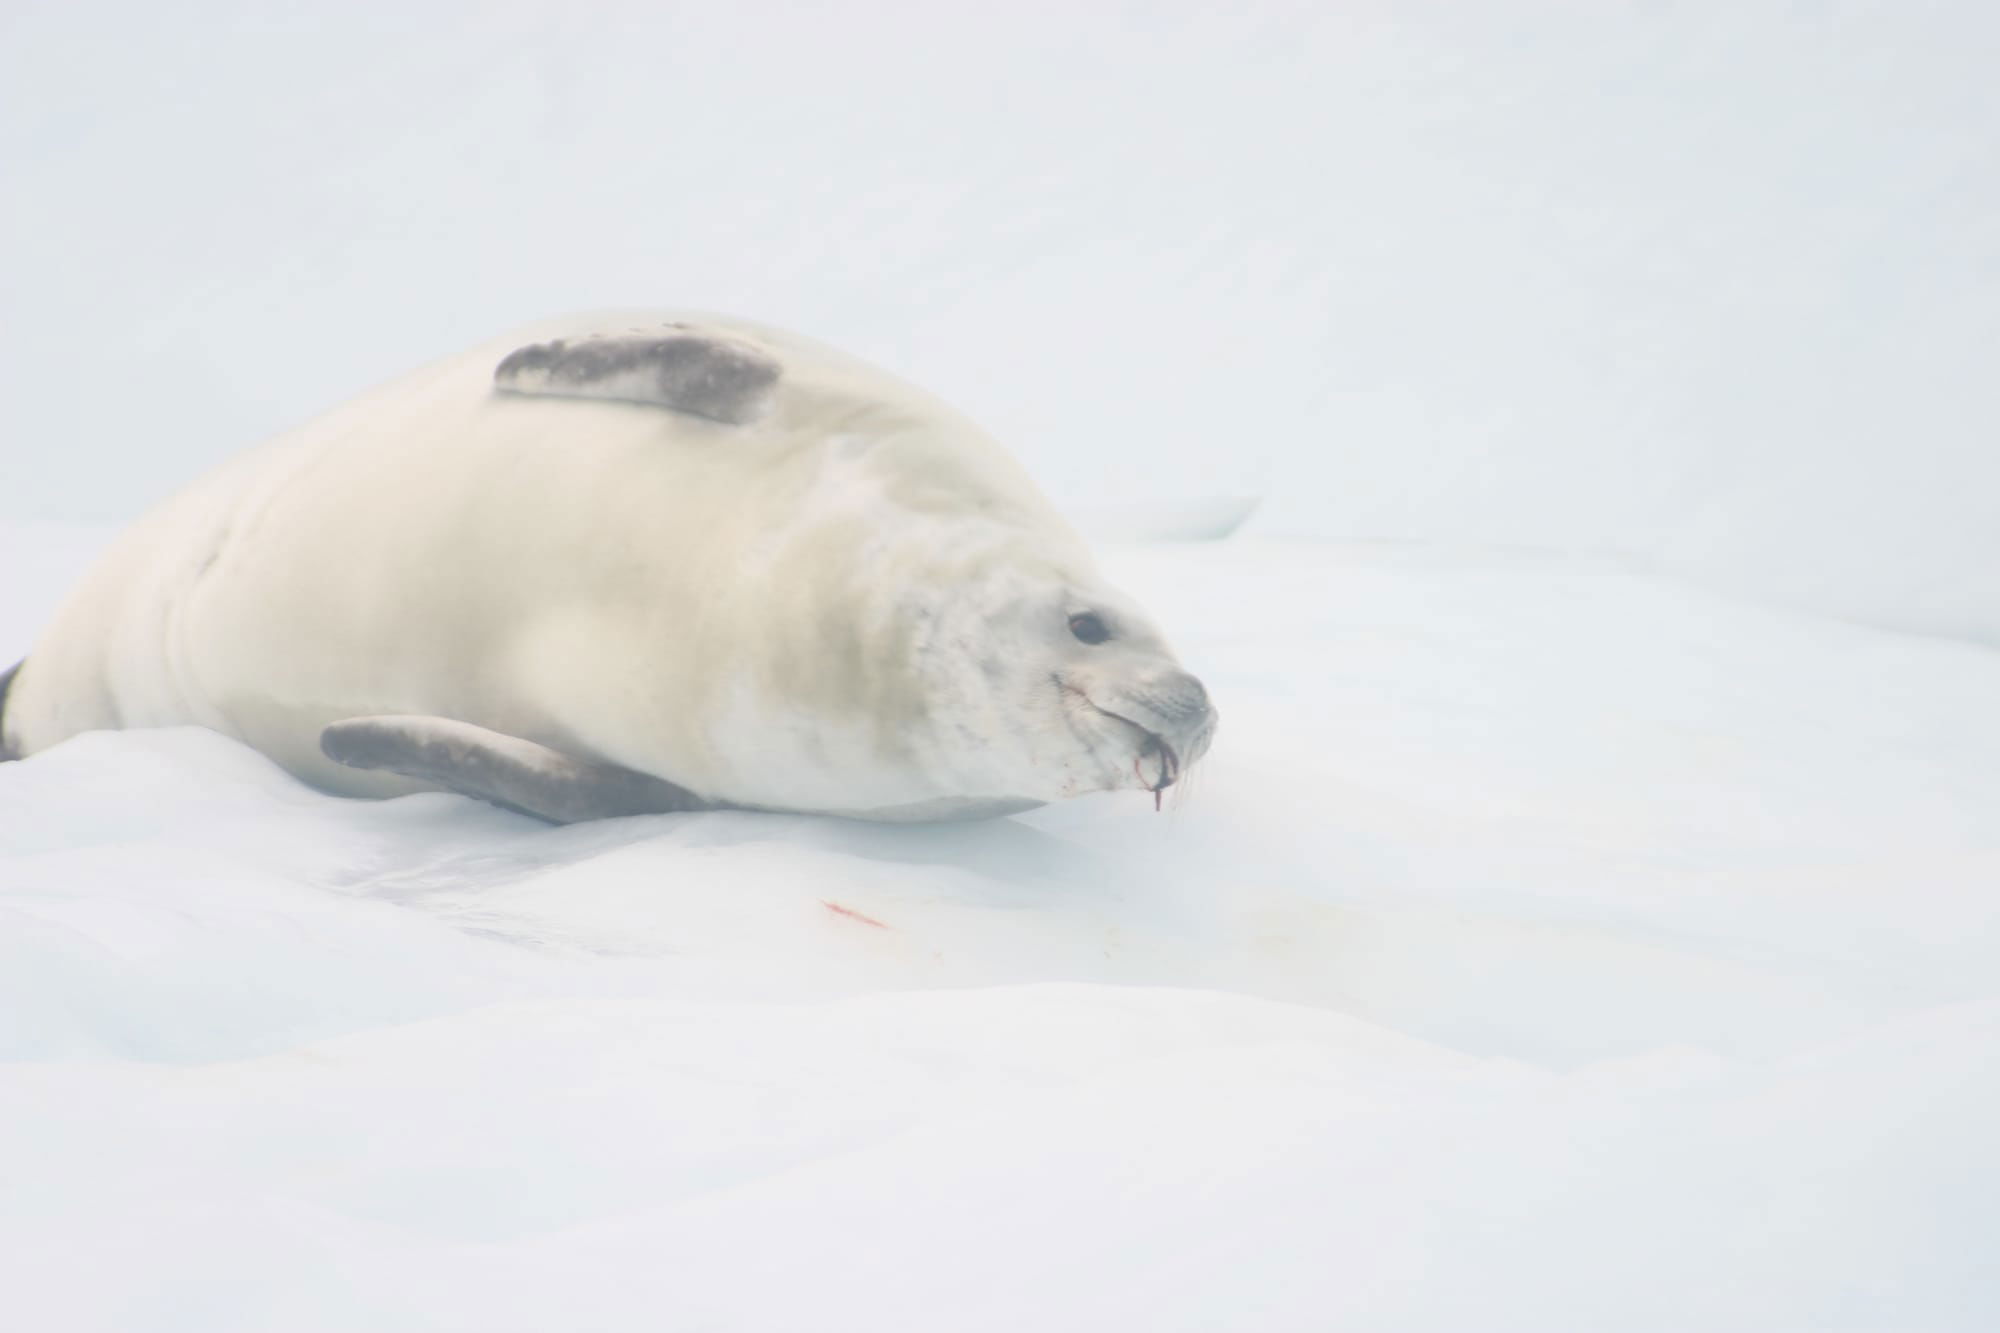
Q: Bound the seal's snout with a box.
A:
[1151,670,1213,729]
[1137,669,1218,757]
[1170,674,1219,774]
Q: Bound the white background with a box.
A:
[4,0,1997,638]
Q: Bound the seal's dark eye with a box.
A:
[1068,612,1111,645]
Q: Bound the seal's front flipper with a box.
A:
[321,715,712,824]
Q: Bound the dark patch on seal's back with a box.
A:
[0,660,21,761]
[494,328,783,426]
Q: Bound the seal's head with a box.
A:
[858,520,1218,816]
[985,573,1211,805]
[703,474,1217,818]
[1047,594,1218,807]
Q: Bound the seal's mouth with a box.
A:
[1055,674,1186,809]
[1090,702,1183,809]
[1132,730,1181,810]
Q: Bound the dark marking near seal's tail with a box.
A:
[321,715,715,824]
[494,329,782,425]
[0,660,22,761]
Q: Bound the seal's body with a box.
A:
[1,313,1215,822]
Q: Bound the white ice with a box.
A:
[4,525,1997,1331]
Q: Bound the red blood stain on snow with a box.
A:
[820,900,891,930]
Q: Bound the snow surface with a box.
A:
[5,523,1999,1331]
[5,1,2000,639]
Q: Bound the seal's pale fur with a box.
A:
[2,311,1215,820]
